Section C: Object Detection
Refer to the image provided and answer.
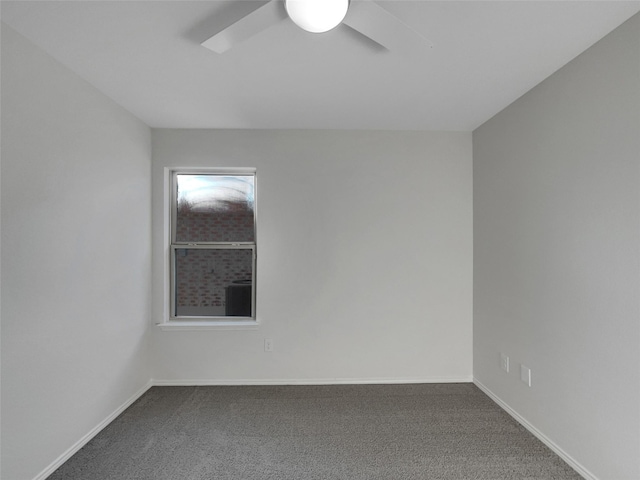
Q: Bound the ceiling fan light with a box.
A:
[285,0,349,34]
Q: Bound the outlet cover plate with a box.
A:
[500,353,510,372]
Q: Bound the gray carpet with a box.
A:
[48,384,582,479]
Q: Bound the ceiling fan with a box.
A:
[201,0,434,54]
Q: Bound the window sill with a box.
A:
[156,320,260,331]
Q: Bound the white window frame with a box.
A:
[159,167,258,330]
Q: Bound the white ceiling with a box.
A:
[2,1,639,130]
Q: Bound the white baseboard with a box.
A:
[32,380,153,480]
[152,376,473,386]
[473,377,596,480]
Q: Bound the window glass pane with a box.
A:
[174,248,253,317]
[176,175,255,242]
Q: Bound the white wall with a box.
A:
[1,25,152,480]
[152,130,472,383]
[473,13,639,480]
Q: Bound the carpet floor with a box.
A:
[48,384,582,479]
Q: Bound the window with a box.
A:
[170,170,256,320]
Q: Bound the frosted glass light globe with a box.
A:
[285,0,349,34]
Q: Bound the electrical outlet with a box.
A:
[264,338,274,352]
[520,364,531,387]
[500,353,510,373]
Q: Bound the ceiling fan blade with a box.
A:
[343,1,434,52]
[201,0,287,54]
